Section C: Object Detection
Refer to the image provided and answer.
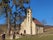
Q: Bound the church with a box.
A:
[18,8,44,35]
[0,8,44,36]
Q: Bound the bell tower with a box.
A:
[26,8,32,35]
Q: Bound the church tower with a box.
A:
[26,8,32,35]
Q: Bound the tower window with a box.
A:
[27,11,29,13]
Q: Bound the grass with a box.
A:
[0,26,53,40]
[0,32,53,40]
[15,34,53,40]
[15,29,53,40]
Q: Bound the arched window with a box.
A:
[24,30,26,34]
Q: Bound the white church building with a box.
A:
[0,8,44,36]
[19,8,44,35]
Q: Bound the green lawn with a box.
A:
[1,33,53,40]
[5,32,53,40]
[15,34,53,40]
[0,26,53,40]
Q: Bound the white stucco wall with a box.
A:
[32,21,36,35]
[36,26,43,34]
[19,20,37,35]
[19,19,26,34]
[19,18,32,35]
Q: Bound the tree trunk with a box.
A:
[13,13,17,39]
[5,8,11,35]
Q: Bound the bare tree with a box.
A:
[0,0,12,35]
[0,0,30,39]
[41,19,47,25]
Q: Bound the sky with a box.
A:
[0,0,53,25]
[31,0,53,25]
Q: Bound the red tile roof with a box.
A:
[33,18,43,26]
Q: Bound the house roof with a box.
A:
[43,25,53,30]
[33,18,44,26]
